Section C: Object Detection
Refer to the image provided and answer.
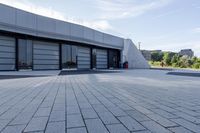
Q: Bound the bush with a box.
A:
[193,63,200,69]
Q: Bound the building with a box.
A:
[0,4,149,71]
[179,49,194,58]
[140,50,151,61]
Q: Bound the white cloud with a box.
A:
[93,0,173,20]
[193,28,200,33]
[0,0,112,31]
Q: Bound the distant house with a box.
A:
[179,49,194,57]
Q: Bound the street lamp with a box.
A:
[138,42,141,50]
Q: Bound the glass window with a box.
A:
[18,39,33,69]
[71,46,77,68]
[109,50,119,68]
[62,44,77,69]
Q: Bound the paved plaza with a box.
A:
[0,69,200,133]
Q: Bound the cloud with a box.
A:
[0,0,112,31]
[93,0,173,20]
[193,28,200,33]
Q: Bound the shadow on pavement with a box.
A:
[0,75,49,80]
[59,69,122,75]
[167,72,200,77]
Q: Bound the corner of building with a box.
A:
[122,39,150,69]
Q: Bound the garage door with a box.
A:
[77,46,90,69]
[0,36,15,70]
[96,49,108,69]
[33,41,59,70]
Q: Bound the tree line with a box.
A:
[150,52,200,69]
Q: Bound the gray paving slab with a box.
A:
[98,111,120,125]
[0,70,200,133]
[85,118,109,133]
[49,110,65,122]
[141,120,172,133]
[118,116,146,131]
[24,117,48,132]
[106,124,130,133]
[171,118,200,132]
[67,127,87,133]
[45,121,65,133]
[0,119,10,131]
[67,114,85,128]
[81,108,98,119]
[168,126,193,133]
[1,125,26,133]
[147,113,178,127]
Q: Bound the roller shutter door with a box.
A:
[77,47,90,69]
[96,49,108,69]
[33,41,59,70]
[0,36,15,70]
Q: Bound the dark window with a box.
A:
[62,44,77,69]
[18,39,33,69]
[109,50,119,68]
[92,49,96,69]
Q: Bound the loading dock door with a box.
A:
[33,41,59,70]
[96,49,107,69]
[77,46,90,69]
[0,36,15,70]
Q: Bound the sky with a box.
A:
[1,0,200,56]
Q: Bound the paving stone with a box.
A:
[150,108,178,119]
[133,106,154,115]
[34,107,51,117]
[141,121,171,133]
[85,118,109,133]
[92,104,109,113]
[67,106,81,115]
[117,103,133,111]
[0,120,10,131]
[107,107,127,117]
[24,117,48,132]
[98,111,120,124]
[126,110,150,122]
[1,70,200,133]
[9,112,33,125]
[67,127,87,133]
[106,124,129,133]
[1,125,26,133]
[0,109,21,120]
[147,114,178,127]
[133,130,152,133]
[45,121,65,133]
[168,126,193,133]
[52,104,65,111]
[118,116,146,131]
[67,114,85,128]
[171,118,200,132]
[81,108,98,119]
[49,110,65,122]
[173,111,200,124]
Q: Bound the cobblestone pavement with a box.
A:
[0,69,200,133]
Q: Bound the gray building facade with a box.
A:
[0,4,149,71]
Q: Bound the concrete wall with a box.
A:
[123,39,150,69]
[0,4,123,50]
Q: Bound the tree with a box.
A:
[171,54,179,64]
[163,52,171,66]
[151,52,163,62]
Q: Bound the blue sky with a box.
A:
[1,0,200,56]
